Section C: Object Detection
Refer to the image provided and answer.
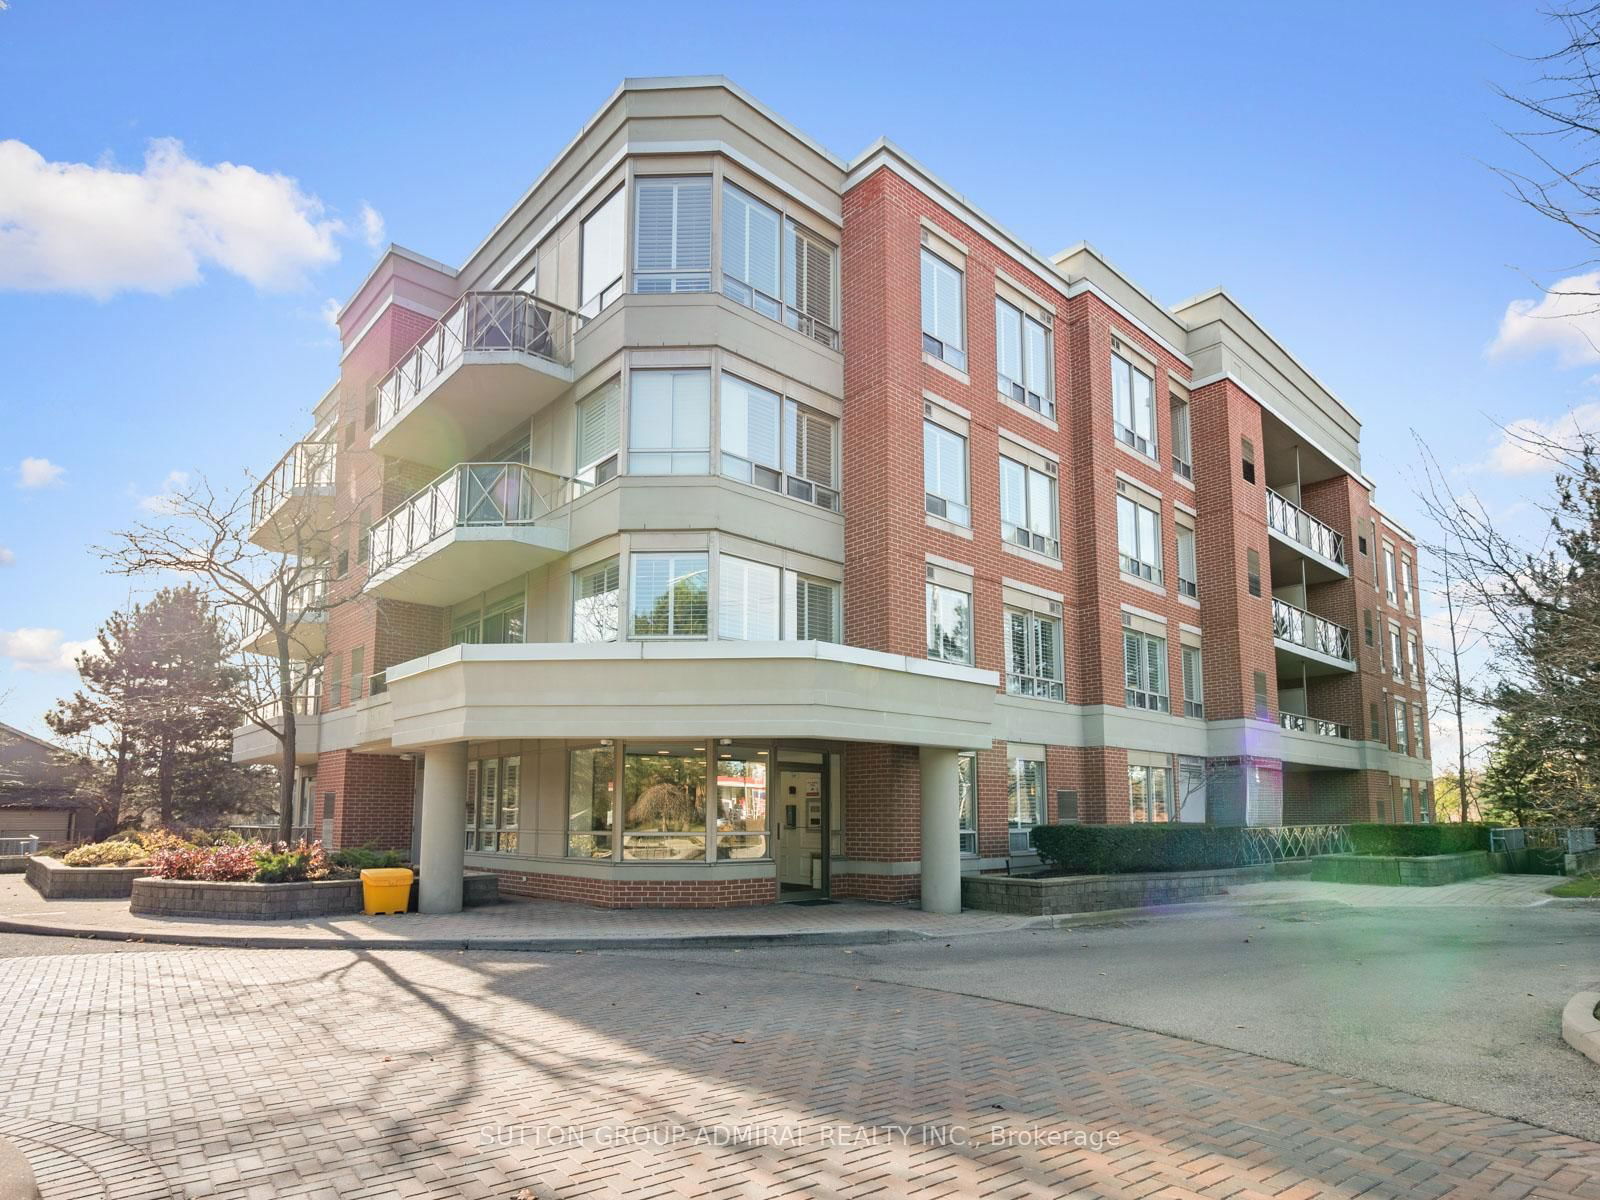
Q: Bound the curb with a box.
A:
[0,916,950,953]
[1562,990,1600,1065]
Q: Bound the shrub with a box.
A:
[1030,824,1248,874]
[330,847,407,871]
[1347,823,1490,857]
[61,840,147,867]
[253,840,329,884]
[148,841,264,882]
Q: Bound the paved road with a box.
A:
[1,903,1599,1199]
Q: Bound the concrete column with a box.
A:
[418,742,468,914]
[920,746,962,914]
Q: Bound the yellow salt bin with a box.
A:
[360,867,414,916]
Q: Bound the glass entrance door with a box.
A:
[774,753,831,897]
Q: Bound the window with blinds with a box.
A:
[579,186,625,318]
[572,558,619,643]
[717,555,781,641]
[995,298,1053,417]
[1181,644,1204,718]
[1171,397,1193,479]
[1176,524,1198,598]
[467,755,519,853]
[1005,609,1064,701]
[630,553,708,638]
[575,378,620,485]
[1111,352,1157,459]
[783,399,839,511]
[633,176,711,293]
[923,420,969,525]
[1116,491,1163,583]
[790,574,839,642]
[722,182,782,318]
[628,369,710,475]
[999,455,1059,558]
[784,220,838,347]
[719,374,782,490]
[1008,757,1044,828]
[1124,629,1169,712]
[920,248,966,369]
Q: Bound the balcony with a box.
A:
[1265,489,1348,582]
[1279,711,1352,740]
[249,440,335,553]
[365,462,590,607]
[232,680,320,766]
[372,292,578,469]
[1271,598,1355,674]
[239,570,328,658]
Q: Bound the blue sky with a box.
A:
[0,1,1588,753]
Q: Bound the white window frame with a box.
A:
[999,453,1060,559]
[1005,607,1064,701]
[1117,492,1164,584]
[1124,628,1170,712]
[926,578,973,665]
[629,552,710,640]
[572,557,620,644]
[1112,351,1157,460]
[1176,521,1198,599]
[1181,644,1204,718]
[920,247,966,370]
[575,376,621,486]
[1129,763,1172,823]
[1171,395,1193,480]
[717,554,782,641]
[1383,544,1398,605]
[995,296,1053,418]
[721,180,840,349]
[632,175,712,294]
[787,572,840,643]
[578,185,626,319]
[1008,756,1045,829]
[923,419,970,526]
[628,368,710,476]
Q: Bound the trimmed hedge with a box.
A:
[1030,824,1246,874]
[1347,823,1490,857]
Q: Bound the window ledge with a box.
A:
[1172,471,1196,491]
[1001,540,1063,570]
[925,513,974,540]
[1114,439,1162,469]
[1177,593,1201,610]
[1120,571,1166,597]
[923,352,971,385]
[997,392,1059,432]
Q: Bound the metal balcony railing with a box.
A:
[368,463,590,575]
[1271,598,1353,663]
[1265,488,1346,565]
[374,292,578,430]
[240,570,328,643]
[1279,711,1352,740]
[249,678,321,723]
[250,439,334,530]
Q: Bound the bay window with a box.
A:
[572,557,620,643]
[718,555,781,641]
[629,369,709,475]
[1124,628,1169,712]
[923,418,970,526]
[579,186,625,318]
[999,453,1060,558]
[789,574,840,642]
[995,297,1053,418]
[720,374,838,510]
[633,176,711,293]
[630,553,708,639]
[1112,351,1157,459]
[622,743,707,860]
[783,398,839,511]
[566,746,616,859]
[1117,491,1163,583]
[722,182,782,319]
[575,377,620,485]
[921,248,966,369]
[1006,608,1064,700]
[784,220,838,348]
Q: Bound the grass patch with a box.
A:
[1548,875,1600,897]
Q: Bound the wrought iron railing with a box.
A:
[1266,489,1346,565]
[374,292,578,430]
[249,680,321,723]
[368,463,591,575]
[1272,598,1353,663]
[1279,711,1352,740]
[1239,824,1353,865]
[239,570,328,644]
[250,439,335,530]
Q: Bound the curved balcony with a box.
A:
[239,570,327,659]
[371,292,578,469]
[1271,598,1355,675]
[1265,489,1348,583]
[366,462,590,607]
[249,439,335,553]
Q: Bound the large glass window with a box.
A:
[715,746,769,860]
[722,182,782,319]
[720,374,782,490]
[575,377,621,485]
[1171,397,1193,480]
[995,298,1053,417]
[465,756,519,853]
[1176,523,1198,598]
[1124,629,1170,712]
[1008,757,1044,828]
[633,176,711,293]
[481,594,525,645]
[1117,493,1163,583]
[572,558,620,643]
[623,743,708,860]
[1129,763,1172,823]
[999,455,1059,558]
[927,580,973,664]
[718,555,781,641]
[1181,645,1204,718]
[784,219,838,348]
[789,574,839,642]
[567,746,615,858]
[921,248,966,369]
[1394,698,1409,753]
[579,186,625,318]
[1006,609,1064,700]
[630,553,709,638]
[629,369,710,475]
[923,420,970,526]
[783,398,839,511]
[1112,352,1157,459]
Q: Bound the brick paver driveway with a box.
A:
[4,946,1600,1199]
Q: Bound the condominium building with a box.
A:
[233,77,1433,912]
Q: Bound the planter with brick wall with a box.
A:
[1310,850,1491,887]
[961,863,1275,916]
[0,854,29,875]
[131,877,363,919]
[25,854,148,899]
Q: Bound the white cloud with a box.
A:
[0,628,95,673]
[0,137,345,299]
[1482,401,1600,474]
[1490,272,1600,366]
[320,297,342,331]
[17,457,64,488]
[136,469,190,513]
[359,202,385,252]
[0,547,13,566]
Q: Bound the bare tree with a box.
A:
[1424,530,1489,823]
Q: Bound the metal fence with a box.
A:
[1490,826,1596,854]
[227,826,317,844]
[250,439,335,529]
[0,836,40,856]
[1239,824,1353,865]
